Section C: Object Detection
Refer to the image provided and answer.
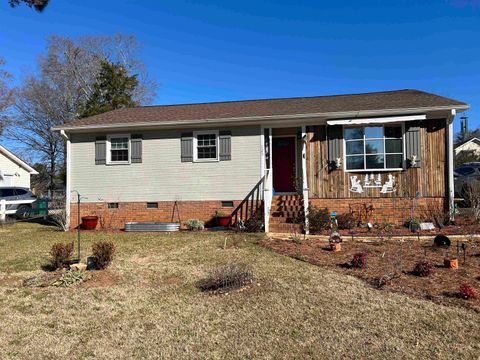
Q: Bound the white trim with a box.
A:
[343,123,405,172]
[0,145,38,175]
[53,105,468,132]
[327,114,426,126]
[60,130,71,230]
[447,110,456,220]
[193,130,219,162]
[301,125,309,235]
[106,134,131,165]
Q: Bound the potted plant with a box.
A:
[329,231,342,252]
[214,210,232,227]
[444,250,459,269]
[81,215,99,230]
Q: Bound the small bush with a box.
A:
[184,219,204,231]
[244,212,263,233]
[53,270,87,287]
[91,241,116,270]
[459,283,478,300]
[49,242,74,269]
[413,260,435,277]
[336,213,355,230]
[351,252,368,269]
[198,263,254,293]
[307,207,330,234]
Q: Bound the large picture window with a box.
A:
[194,131,219,161]
[107,135,130,164]
[344,125,403,171]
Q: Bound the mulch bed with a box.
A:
[260,236,480,311]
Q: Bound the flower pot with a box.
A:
[330,243,342,252]
[444,258,459,269]
[216,216,232,227]
[81,216,98,230]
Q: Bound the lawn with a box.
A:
[0,223,480,359]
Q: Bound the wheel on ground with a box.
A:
[15,205,31,219]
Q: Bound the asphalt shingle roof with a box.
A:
[64,89,468,128]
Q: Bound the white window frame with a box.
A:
[193,130,219,162]
[107,134,131,165]
[343,123,405,172]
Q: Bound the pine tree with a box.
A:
[81,60,139,118]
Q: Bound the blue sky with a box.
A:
[0,0,479,134]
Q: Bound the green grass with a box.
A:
[1,222,480,359]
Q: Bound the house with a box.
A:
[0,145,38,188]
[54,89,469,233]
[455,137,480,156]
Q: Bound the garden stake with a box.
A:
[461,243,467,264]
[71,190,82,263]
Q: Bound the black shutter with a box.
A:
[181,132,193,162]
[95,136,107,165]
[327,125,343,169]
[131,134,143,163]
[219,130,231,161]
[405,123,422,167]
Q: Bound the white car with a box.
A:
[0,187,37,218]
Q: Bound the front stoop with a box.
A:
[268,194,304,233]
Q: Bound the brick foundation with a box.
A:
[70,200,243,230]
[309,197,446,226]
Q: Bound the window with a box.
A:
[455,166,475,176]
[108,135,130,164]
[194,131,218,161]
[344,125,403,171]
[14,189,28,196]
[108,202,119,209]
[146,202,158,209]
[221,201,234,207]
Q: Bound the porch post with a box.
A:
[447,109,456,220]
[262,127,273,233]
[61,130,71,230]
[301,125,309,234]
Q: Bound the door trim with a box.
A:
[272,135,298,193]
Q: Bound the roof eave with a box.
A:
[53,104,470,133]
[0,145,39,174]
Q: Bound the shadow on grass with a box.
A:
[40,263,56,272]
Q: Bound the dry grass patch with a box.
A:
[0,223,479,359]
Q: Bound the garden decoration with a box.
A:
[329,232,342,252]
[349,174,396,194]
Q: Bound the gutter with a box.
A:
[60,130,71,230]
[52,104,470,132]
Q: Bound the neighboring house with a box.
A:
[0,145,38,188]
[54,89,469,232]
[455,137,480,156]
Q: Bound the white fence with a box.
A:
[0,199,36,222]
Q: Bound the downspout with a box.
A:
[60,130,71,230]
[447,109,456,221]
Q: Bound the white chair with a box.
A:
[350,176,364,193]
[381,174,396,193]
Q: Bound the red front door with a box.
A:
[272,137,296,192]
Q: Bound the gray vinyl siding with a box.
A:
[69,126,262,203]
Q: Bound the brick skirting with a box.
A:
[70,200,243,230]
[309,197,446,226]
[70,197,447,230]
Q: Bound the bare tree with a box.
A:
[0,58,14,134]
[8,0,49,11]
[463,180,480,222]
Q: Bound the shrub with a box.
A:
[49,242,74,269]
[91,241,116,270]
[53,270,87,287]
[351,252,368,269]
[336,213,355,230]
[307,206,330,234]
[184,219,204,231]
[413,260,435,277]
[459,283,478,300]
[198,263,254,293]
[243,212,263,233]
[405,218,421,229]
